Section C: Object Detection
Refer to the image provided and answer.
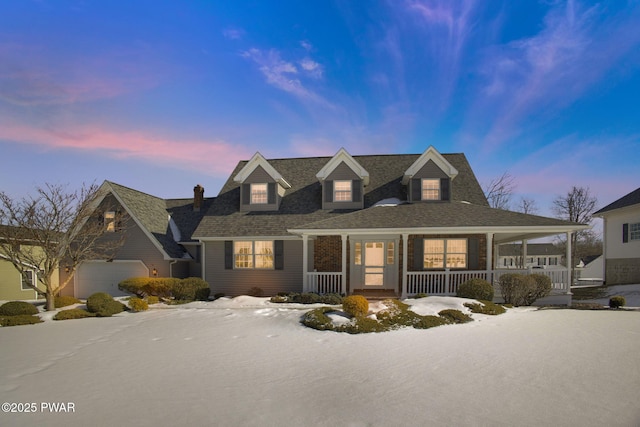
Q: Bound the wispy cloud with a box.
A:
[241,47,333,108]
[222,27,246,40]
[474,1,640,148]
[0,121,252,178]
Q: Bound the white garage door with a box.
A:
[76,261,149,299]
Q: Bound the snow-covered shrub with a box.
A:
[86,292,126,317]
[498,274,537,306]
[302,307,337,331]
[457,278,494,301]
[342,295,369,318]
[53,308,95,320]
[172,278,210,301]
[609,296,626,309]
[0,314,43,326]
[247,287,264,297]
[146,296,160,305]
[438,309,473,324]
[128,297,149,312]
[54,295,81,308]
[464,301,506,315]
[271,293,343,305]
[0,301,38,316]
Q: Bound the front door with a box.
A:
[351,240,397,291]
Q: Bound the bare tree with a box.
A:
[0,183,127,311]
[484,172,516,210]
[552,186,598,283]
[516,196,539,215]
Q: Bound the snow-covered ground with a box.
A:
[1,288,640,427]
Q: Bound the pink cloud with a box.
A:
[0,121,252,178]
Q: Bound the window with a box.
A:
[549,258,558,266]
[423,239,467,269]
[334,180,352,202]
[234,241,274,269]
[104,211,116,232]
[631,223,640,241]
[250,183,268,204]
[21,270,34,290]
[421,179,440,200]
[387,242,395,265]
[355,242,362,265]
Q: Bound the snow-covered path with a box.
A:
[1,299,639,427]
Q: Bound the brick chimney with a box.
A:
[193,184,204,211]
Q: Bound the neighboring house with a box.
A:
[73,147,587,304]
[593,187,640,285]
[497,243,564,269]
[575,255,604,285]
[0,225,52,301]
[64,182,213,299]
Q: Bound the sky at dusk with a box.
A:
[1,0,639,223]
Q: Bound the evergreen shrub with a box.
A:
[457,278,494,301]
[342,295,369,318]
[128,297,149,312]
[0,301,38,316]
[499,274,538,306]
[54,295,81,308]
[53,308,95,320]
[86,293,126,317]
[528,273,552,303]
[609,296,626,309]
[464,301,506,315]
[438,309,473,324]
[146,296,160,305]
[172,277,210,301]
[0,314,43,326]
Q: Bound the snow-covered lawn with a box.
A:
[1,290,640,427]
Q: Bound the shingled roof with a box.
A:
[193,152,584,239]
[594,187,640,215]
[105,182,213,258]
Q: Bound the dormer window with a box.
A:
[251,183,269,204]
[334,180,353,202]
[421,179,441,200]
[104,211,116,232]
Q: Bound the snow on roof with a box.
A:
[373,198,406,207]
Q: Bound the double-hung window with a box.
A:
[21,270,35,290]
[250,183,268,204]
[234,241,274,269]
[631,223,640,241]
[423,239,467,269]
[333,180,352,202]
[421,179,440,200]
[104,211,116,232]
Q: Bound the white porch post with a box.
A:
[566,231,572,293]
[341,234,347,295]
[522,239,528,268]
[402,233,408,299]
[486,233,493,282]
[302,235,309,293]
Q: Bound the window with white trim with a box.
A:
[21,270,34,290]
[421,179,440,200]
[250,183,268,204]
[631,223,640,241]
[234,241,274,269]
[333,180,352,202]
[423,239,467,269]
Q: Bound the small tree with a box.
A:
[552,186,598,284]
[0,183,127,311]
[483,172,515,210]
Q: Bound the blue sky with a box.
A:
[1,0,639,219]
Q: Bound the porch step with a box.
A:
[352,289,399,301]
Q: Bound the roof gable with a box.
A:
[316,148,370,186]
[233,152,291,189]
[594,187,640,216]
[402,146,458,184]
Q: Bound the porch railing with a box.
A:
[307,272,343,294]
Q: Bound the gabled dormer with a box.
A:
[403,146,458,202]
[316,148,369,210]
[234,152,291,212]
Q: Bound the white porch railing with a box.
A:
[307,268,569,297]
[307,272,343,294]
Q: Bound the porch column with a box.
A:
[341,234,348,295]
[566,231,572,294]
[522,239,528,268]
[302,234,309,293]
[402,233,408,299]
[486,233,493,282]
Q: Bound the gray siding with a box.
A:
[204,239,303,296]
